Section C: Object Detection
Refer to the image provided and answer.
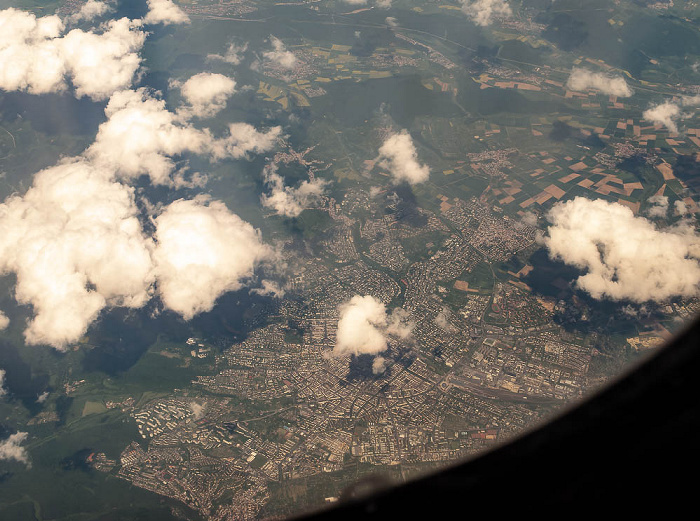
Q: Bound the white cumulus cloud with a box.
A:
[0,159,155,349]
[87,88,281,186]
[0,7,284,351]
[566,68,633,97]
[189,401,205,419]
[261,163,327,217]
[0,159,276,349]
[543,197,700,303]
[143,0,190,26]
[460,0,512,26]
[335,295,390,356]
[153,196,274,320]
[209,122,283,161]
[60,19,147,100]
[0,310,8,330]
[675,200,688,216]
[372,356,387,374]
[0,368,6,396]
[643,101,682,133]
[0,432,29,466]
[646,194,669,218]
[207,42,248,65]
[178,72,237,119]
[0,85,281,349]
[377,130,430,185]
[0,9,69,95]
[251,279,285,299]
[263,36,297,69]
[0,9,146,100]
[434,306,457,333]
[86,88,209,185]
[68,0,114,24]
[334,295,413,357]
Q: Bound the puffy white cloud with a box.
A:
[68,0,113,23]
[385,16,398,28]
[189,401,205,419]
[386,307,414,339]
[36,391,49,403]
[251,280,285,298]
[0,310,8,330]
[343,0,368,4]
[335,295,390,356]
[0,159,155,349]
[0,157,276,348]
[334,296,413,357]
[0,432,29,465]
[543,197,700,303]
[209,122,283,161]
[675,200,688,216]
[0,81,283,349]
[178,72,236,119]
[61,18,147,100]
[521,211,538,227]
[261,163,327,217]
[0,9,66,95]
[434,306,456,333]
[0,9,146,100]
[460,0,512,26]
[377,130,430,185]
[566,68,633,97]
[646,195,669,218]
[143,0,190,26]
[207,42,247,65]
[372,356,387,375]
[263,36,297,69]
[643,101,681,133]
[87,88,208,185]
[86,89,281,186]
[621,304,649,319]
[377,0,393,9]
[153,196,273,320]
[0,368,6,396]
[0,3,285,350]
